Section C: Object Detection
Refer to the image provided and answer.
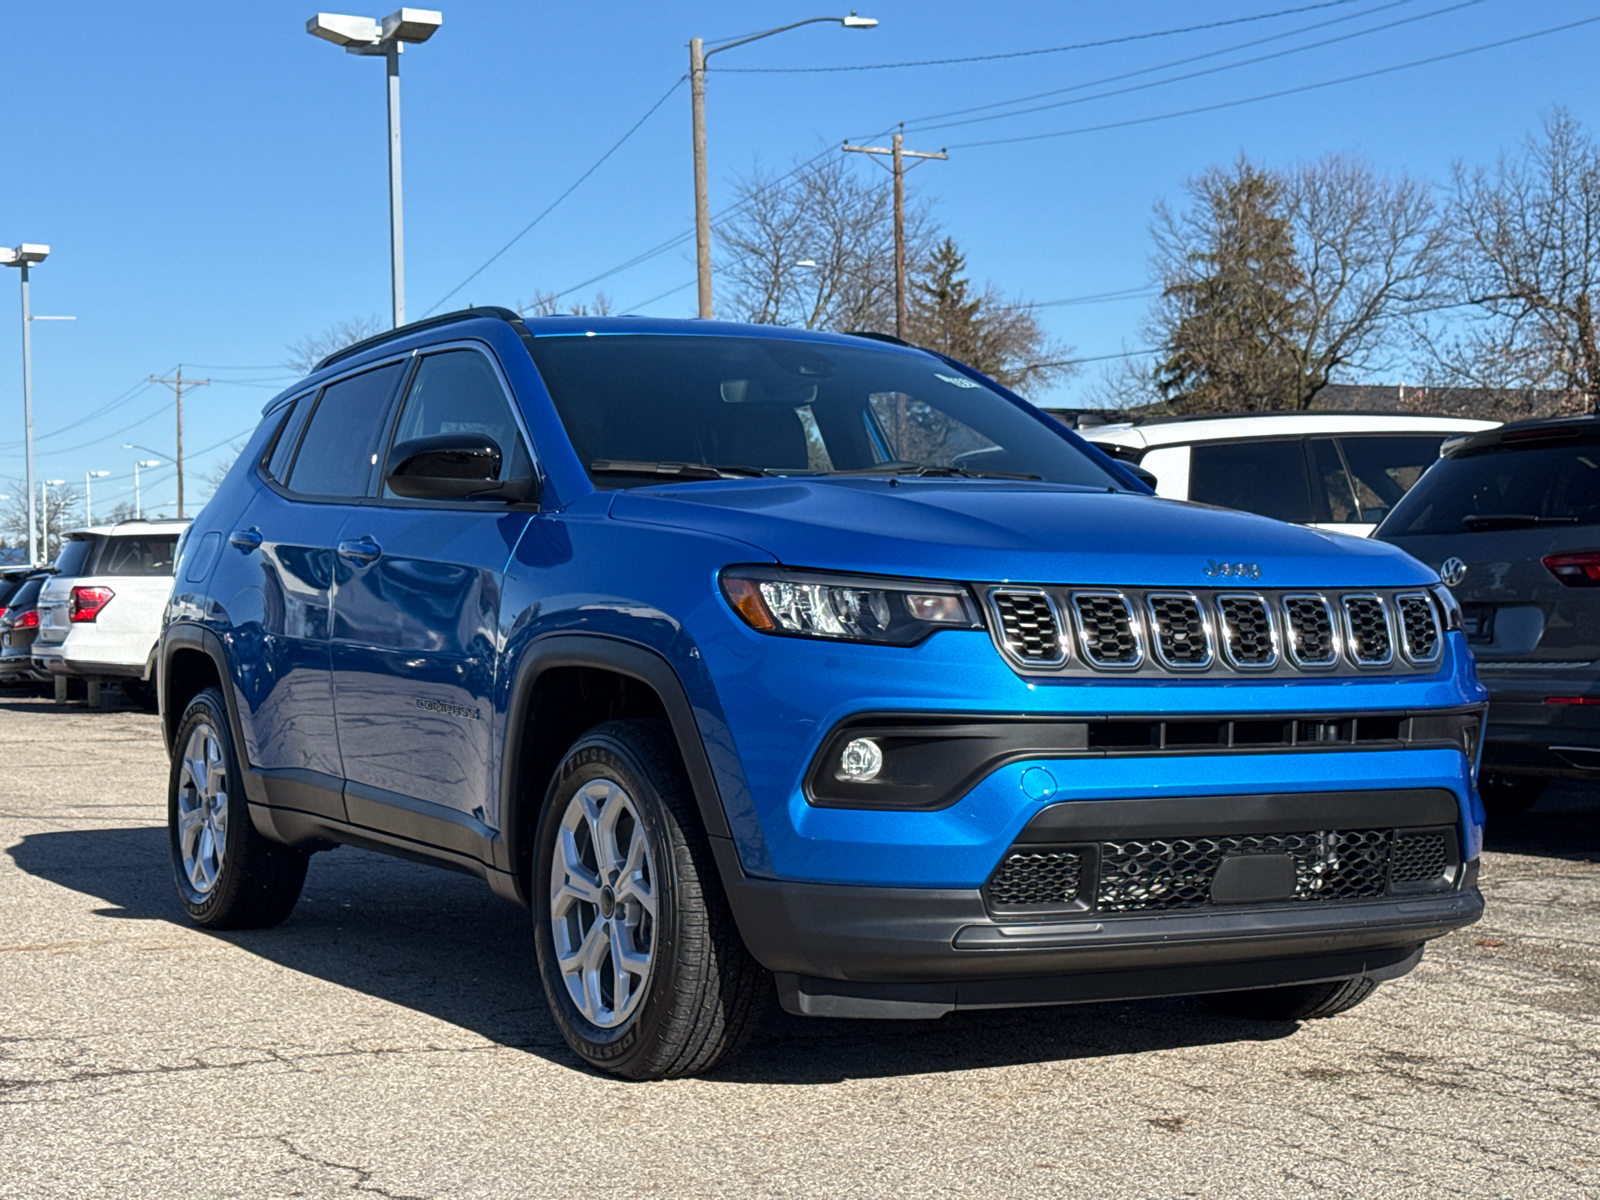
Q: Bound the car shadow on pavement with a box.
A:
[1482,780,1600,864]
[9,825,1296,1082]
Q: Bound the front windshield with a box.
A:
[525,334,1119,489]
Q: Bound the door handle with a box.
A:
[229,527,262,552]
[337,537,382,565]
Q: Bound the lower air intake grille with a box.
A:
[1096,830,1391,912]
[1397,594,1441,663]
[990,591,1065,665]
[1390,831,1449,883]
[1343,596,1394,665]
[1148,593,1211,668]
[1218,595,1277,668]
[986,848,1084,908]
[1072,592,1141,667]
[1284,595,1338,666]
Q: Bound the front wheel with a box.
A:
[533,720,768,1079]
[1204,976,1378,1021]
[168,687,309,929]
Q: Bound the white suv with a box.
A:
[32,519,189,705]
[1079,412,1498,536]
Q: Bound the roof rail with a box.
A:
[312,306,523,374]
[1130,407,1493,426]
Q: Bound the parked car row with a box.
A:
[0,519,188,707]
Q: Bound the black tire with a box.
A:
[1204,976,1378,1021]
[1479,771,1548,818]
[533,719,769,1080]
[167,687,308,929]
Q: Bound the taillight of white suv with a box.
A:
[69,586,115,622]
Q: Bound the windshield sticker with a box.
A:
[934,372,980,389]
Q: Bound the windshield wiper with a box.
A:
[1461,513,1580,530]
[825,462,1043,481]
[590,460,769,481]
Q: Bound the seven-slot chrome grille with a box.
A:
[985,586,1444,677]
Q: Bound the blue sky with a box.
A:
[2,0,1597,518]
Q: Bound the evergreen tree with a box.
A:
[1153,161,1310,411]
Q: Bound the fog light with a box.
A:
[839,737,883,781]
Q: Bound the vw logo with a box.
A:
[1440,557,1468,586]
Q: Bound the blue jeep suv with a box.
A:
[160,308,1487,1078]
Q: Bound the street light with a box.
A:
[41,479,65,563]
[307,8,443,329]
[124,445,170,520]
[84,470,110,524]
[1,243,50,565]
[689,13,877,319]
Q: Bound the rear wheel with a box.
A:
[533,719,768,1079]
[1479,771,1547,818]
[1204,976,1378,1021]
[168,687,309,929]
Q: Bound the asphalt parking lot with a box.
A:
[1,693,1596,1199]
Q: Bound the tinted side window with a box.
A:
[1337,435,1446,523]
[1188,439,1314,523]
[264,397,313,484]
[8,577,44,611]
[382,350,528,496]
[94,534,180,577]
[1309,438,1359,523]
[53,536,100,578]
[286,363,405,497]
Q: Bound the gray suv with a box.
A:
[1375,415,1600,813]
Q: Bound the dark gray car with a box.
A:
[1375,415,1600,814]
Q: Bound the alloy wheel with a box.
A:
[176,722,229,895]
[549,776,658,1029]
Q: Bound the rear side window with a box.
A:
[286,362,405,497]
[0,577,24,608]
[94,534,180,577]
[263,397,313,484]
[1337,435,1446,524]
[1381,442,1600,534]
[1188,439,1314,524]
[53,536,100,578]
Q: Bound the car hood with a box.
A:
[608,478,1435,588]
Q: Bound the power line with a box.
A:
[890,0,1418,133]
[714,0,1368,72]
[907,0,1479,137]
[422,75,688,318]
[948,15,1600,149]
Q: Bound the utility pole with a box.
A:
[148,367,209,519]
[843,130,946,340]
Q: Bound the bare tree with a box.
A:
[284,316,386,375]
[718,153,937,332]
[1427,108,1600,414]
[1148,155,1446,412]
[518,291,615,317]
[2,482,83,563]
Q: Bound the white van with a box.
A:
[1080,412,1498,536]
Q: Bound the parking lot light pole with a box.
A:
[1,244,51,565]
[689,13,877,319]
[40,479,65,563]
[128,457,161,520]
[306,8,443,329]
[84,470,110,525]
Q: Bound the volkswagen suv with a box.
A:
[160,309,1487,1079]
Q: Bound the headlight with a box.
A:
[720,566,981,645]
[1430,583,1463,631]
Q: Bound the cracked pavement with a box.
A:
[1,693,1597,1198]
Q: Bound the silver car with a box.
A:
[1375,415,1600,814]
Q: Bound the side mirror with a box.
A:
[1126,463,1159,491]
[385,434,538,504]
